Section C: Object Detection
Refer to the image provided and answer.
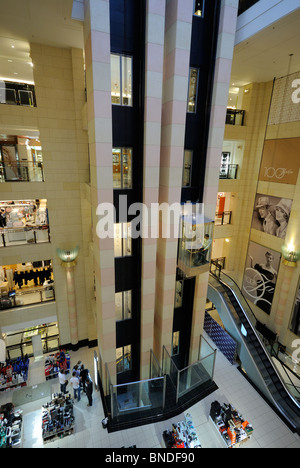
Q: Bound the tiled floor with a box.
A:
[1,335,300,449]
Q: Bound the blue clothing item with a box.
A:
[74,387,81,401]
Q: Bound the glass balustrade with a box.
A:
[0,161,44,182]
[110,377,166,419]
[0,225,50,247]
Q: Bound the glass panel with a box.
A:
[194,0,204,16]
[111,54,121,104]
[112,148,121,188]
[114,223,132,257]
[111,377,165,418]
[182,150,192,186]
[18,90,33,106]
[115,292,123,321]
[114,224,123,257]
[172,331,180,356]
[175,280,183,308]
[123,223,132,256]
[178,211,214,276]
[122,148,132,188]
[116,346,123,373]
[122,56,132,106]
[116,345,132,374]
[115,291,132,321]
[123,290,132,320]
[123,344,131,370]
[187,68,198,113]
[1,88,17,104]
[178,356,214,399]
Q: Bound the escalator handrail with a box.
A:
[211,269,258,325]
[209,273,300,412]
[216,270,300,393]
[275,358,300,399]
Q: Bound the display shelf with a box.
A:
[163,413,201,448]
[209,401,253,448]
[42,393,74,443]
[0,403,23,448]
[44,350,70,380]
[0,356,29,392]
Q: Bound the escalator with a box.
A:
[208,271,300,435]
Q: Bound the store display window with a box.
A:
[182,150,193,187]
[194,0,204,17]
[0,260,54,311]
[116,345,132,374]
[115,290,132,321]
[111,54,132,106]
[0,137,44,183]
[114,223,132,257]
[0,199,49,248]
[187,68,199,113]
[112,148,132,189]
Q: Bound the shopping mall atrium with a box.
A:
[0,0,299,449]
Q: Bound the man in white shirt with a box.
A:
[193,234,212,266]
[58,369,67,394]
[70,371,81,401]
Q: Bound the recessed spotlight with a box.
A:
[11,45,15,48]
[14,72,18,75]
[8,59,13,63]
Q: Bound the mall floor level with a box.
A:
[1,337,299,449]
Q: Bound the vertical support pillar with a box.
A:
[65,265,79,346]
[57,248,80,348]
[154,0,193,362]
[140,0,166,379]
[83,0,116,388]
[189,0,238,364]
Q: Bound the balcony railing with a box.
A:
[5,323,59,361]
[0,225,50,247]
[226,109,245,126]
[215,211,232,226]
[0,81,36,107]
[0,284,55,311]
[0,161,45,182]
[219,164,238,179]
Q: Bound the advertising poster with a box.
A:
[242,242,281,315]
[258,138,300,185]
[251,193,293,240]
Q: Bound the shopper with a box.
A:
[58,369,68,394]
[193,234,212,266]
[70,371,81,402]
[86,377,93,407]
[80,364,89,392]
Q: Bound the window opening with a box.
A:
[187,68,199,113]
